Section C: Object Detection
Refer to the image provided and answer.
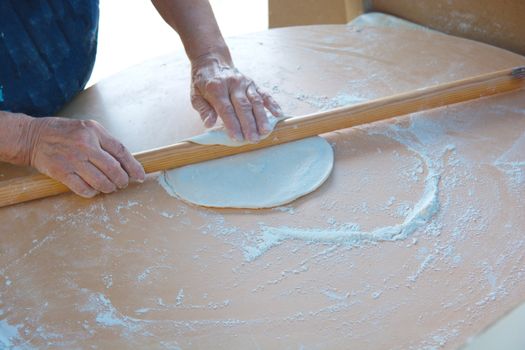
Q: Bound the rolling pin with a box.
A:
[0,66,524,208]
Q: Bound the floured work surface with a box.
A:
[1,20,525,349]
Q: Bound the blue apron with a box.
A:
[0,0,99,116]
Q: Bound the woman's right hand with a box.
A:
[26,117,145,198]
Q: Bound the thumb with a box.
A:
[191,93,218,128]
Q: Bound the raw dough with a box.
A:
[190,115,282,147]
[159,132,334,209]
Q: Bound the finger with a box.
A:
[257,87,284,118]
[246,84,271,135]
[60,173,99,198]
[40,157,98,198]
[204,84,244,141]
[231,88,259,142]
[89,148,129,190]
[203,112,218,128]
[98,133,145,182]
[76,161,117,194]
[191,93,218,128]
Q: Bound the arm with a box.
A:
[151,0,231,63]
[0,111,145,198]
[0,112,33,166]
[151,0,283,142]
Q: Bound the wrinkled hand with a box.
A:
[27,117,145,198]
[190,53,283,142]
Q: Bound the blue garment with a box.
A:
[0,0,99,116]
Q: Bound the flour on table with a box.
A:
[159,118,334,208]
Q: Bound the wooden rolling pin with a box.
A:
[0,66,524,208]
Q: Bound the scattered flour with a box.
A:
[240,117,446,261]
[3,87,525,348]
[0,319,22,349]
[321,288,350,301]
[295,92,367,111]
[493,131,525,196]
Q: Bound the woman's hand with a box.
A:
[151,0,282,141]
[26,117,145,198]
[190,53,283,142]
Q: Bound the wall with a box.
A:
[373,0,525,56]
[268,0,368,28]
[269,0,525,56]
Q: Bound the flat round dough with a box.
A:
[159,137,334,208]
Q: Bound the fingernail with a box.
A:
[132,174,145,183]
[234,133,244,142]
[272,105,283,116]
[203,114,214,127]
[83,190,98,198]
[250,132,260,142]
[262,122,272,134]
[136,167,146,183]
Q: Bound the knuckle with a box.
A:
[73,131,95,147]
[84,144,100,155]
[96,179,116,193]
[227,75,240,84]
[63,172,76,181]
[248,94,263,105]
[233,71,245,80]
[80,119,99,130]
[218,104,236,117]
[231,75,246,88]
[106,156,121,169]
[61,172,78,185]
[103,158,122,175]
[204,78,223,92]
[82,119,95,128]
[236,97,252,110]
[110,166,129,185]
[107,139,128,158]
[60,173,97,198]
[115,143,128,159]
[254,109,267,121]
[69,119,84,128]
[257,89,270,99]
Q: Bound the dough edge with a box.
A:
[159,121,334,209]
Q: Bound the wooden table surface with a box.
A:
[1,22,525,349]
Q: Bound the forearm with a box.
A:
[152,0,283,141]
[0,111,34,166]
[151,0,232,63]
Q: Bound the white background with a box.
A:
[88,0,269,86]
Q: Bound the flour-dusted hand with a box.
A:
[151,0,283,141]
[190,53,283,142]
[26,118,145,198]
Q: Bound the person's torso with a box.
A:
[0,0,99,116]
